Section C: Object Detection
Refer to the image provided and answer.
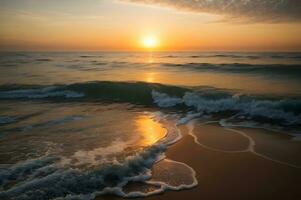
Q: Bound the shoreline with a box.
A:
[97,122,301,200]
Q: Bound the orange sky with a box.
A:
[0,0,301,51]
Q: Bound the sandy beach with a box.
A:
[98,123,301,200]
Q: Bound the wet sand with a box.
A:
[98,123,301,200]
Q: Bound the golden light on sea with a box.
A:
[145,72,156,83]
[135,116,166,146]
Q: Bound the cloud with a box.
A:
[123,0,301,23]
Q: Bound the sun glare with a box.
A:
[142,36,158,49]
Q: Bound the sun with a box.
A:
[142,36,158,49]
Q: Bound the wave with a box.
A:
[160,53,301,60]
[0,145,163,200]
[35,58,52,62]
[189,54,260,59]
[162,63,301,78]
[0,152,196,200]
[188,53,301,59]
[80,55,102,58]
[153,90,301,128]
[152,87,301,130]
[0,86,84,99]
[0,112,197,200]
[0,81,300,129]
[270,54,301,60]
[0,82,188,105]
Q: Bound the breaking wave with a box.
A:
[152,89,301,130]
[0,81,300,129]
[0,145,163,200]
[0,111,197,200]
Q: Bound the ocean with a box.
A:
[0,52,301,199]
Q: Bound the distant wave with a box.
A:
[80,55,103,58]
[162,63,301,78]
[189,54,301,60]
[160,53,301,60]
[189,54,261,59]
[35,58,52,62]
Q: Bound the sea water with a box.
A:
[0,52,301,199]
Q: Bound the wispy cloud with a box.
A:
[0,7,104,23]
[122,0,301,23]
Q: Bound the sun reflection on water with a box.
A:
[135,116,166,146]
[147,53,154,63]
[145,72,156,83]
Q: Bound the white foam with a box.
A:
[186,120,301,169]
[0,143,166,200]
[177,112,202,125]
[0,112,199,199]
[152,90,301,126]
[0,156,58,188]
[183,92,300,124]
[124,159,198,198]
[147,111,183,145]
[186,120,248,153]
[60,140,129,167]
[151,90,182,107]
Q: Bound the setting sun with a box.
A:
[142,36,159,49]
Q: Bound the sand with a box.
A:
[97,123,301,200]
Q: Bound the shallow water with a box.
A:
[0,52,301,199]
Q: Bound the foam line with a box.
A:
[124,159,198,198]
[187,120,248,153]
[225,128,301,169]
[186,120,301,169]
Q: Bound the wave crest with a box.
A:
[152,90,301,128]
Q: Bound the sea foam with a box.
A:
[0,112,196,200]
[152,90,301,127]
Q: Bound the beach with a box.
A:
[101,123,301,200]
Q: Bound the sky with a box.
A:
[0,0,301,51]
